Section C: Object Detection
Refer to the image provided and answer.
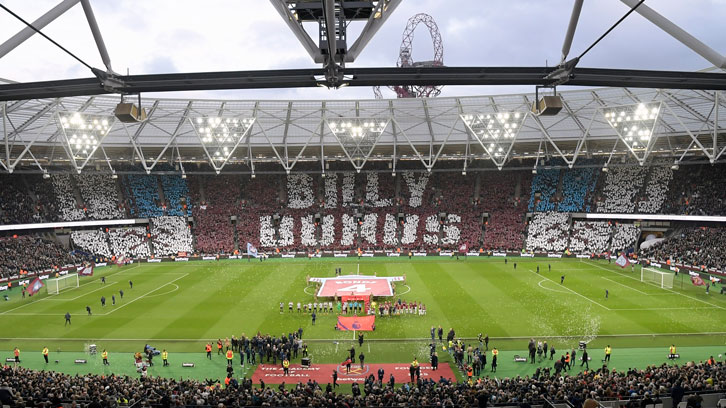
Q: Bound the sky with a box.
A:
[0,0,725,100]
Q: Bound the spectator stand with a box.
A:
[51,174,86,221]
[124,174,164,218]
[149,216,193,256]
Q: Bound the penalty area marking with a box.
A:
[537,279,569,293]
[527,269,610,310]
[585,260,726,311]
[600,277,648,295]
[0,264,140,315]
[144,284,180,299]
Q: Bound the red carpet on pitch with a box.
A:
[251,363,456,384]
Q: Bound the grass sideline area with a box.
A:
[0,257,724,384]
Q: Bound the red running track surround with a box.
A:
[251,363,456,384]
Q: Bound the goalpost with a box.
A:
[641,267,674,289]
[46,273,80,295]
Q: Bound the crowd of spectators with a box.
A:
[27,175,62,223]
[569,221,611,254]
[75,174,124,220]
[51,175,85,221]
[0,174,36,224]
[287,174,316,209]
[0,235,80,279]
[559,167,597,212]
[481,171,530,251]
[71,230,112,258]
[1,358,724,407]
[596,167,647,214]
[529,167,560,212]
[3,164,726,258]
[108,227,151,259]
[190,175,242,253]
[149,216,193,256]
[641,226,726,270]
[432,173,479,250]
[637,166,672,214]
[160,175,191,217]
[526,212,570,252]
[125,174,164,218]
[194,212,235,254]
[611,223,640,253]
[662,164,726,216]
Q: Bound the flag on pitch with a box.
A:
[246,242,258,258]
[79,265,94,276]
[27,277,44,296]
[691,275,705,286]
[615,254,630,268]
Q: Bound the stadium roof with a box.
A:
[1,86,725,175]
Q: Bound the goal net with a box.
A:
[641,267,674,289]
[46,273,79,295]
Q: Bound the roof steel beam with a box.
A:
[0,0,81,59]
[269,0,324,63]
[2,66,726,101]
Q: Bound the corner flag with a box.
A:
[246,242,258,258]
[615,254,630,268]
[27,277,44,296]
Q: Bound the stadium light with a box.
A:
[56,111,115,172]
[602,102,662,164]
[461,111,527,170]
[326,117,390,172]
[191,116,255,173]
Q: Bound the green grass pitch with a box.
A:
[0,257,724,383]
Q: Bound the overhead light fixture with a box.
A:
[56,111,115,172]
[111,172,118,179]
[532,168,538,174]
[327,117,390,172]
[461,111,526,169]
[671,164,679,170]
[181,173,187,179]
[602,102,661,163]
[461,170,467,176]
[192,116,255,173]
[43,171,50,179]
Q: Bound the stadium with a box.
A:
[0,1,725,407]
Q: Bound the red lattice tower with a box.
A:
[373,13,444,99]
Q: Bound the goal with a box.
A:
[46,273,79,295]
[641,267,674,289]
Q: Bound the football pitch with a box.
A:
[1,257,724,382]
